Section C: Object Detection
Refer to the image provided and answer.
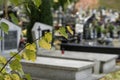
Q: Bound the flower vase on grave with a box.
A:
[61,48,64,54]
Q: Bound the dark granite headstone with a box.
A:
[4,31,17,50]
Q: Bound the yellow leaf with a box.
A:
[22,52,29,60]
[10,59,22,71]
[28,50,36,62]
[10,52,21,61]
[0,64,6,73]
[22,49,36,62]
[22,29,27,36]
[0,56,7,64]
[26,43,36,52]
[0,73,4,80]
[44,32,52,43]
[39,38,51,50]
[67,26,73,35]
[4,75,12,80]
[54,0,58,3]
[11,74,21,80]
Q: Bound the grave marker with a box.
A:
[0,18,21,57]
[4,31,17,50]
[32,22,52,52]
[22,57,94,80]
[39,50,120,79]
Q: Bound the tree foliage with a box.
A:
[52,0,74,11]
[0,0,69,80]
[0,23,66,79]
[39,0,53,26]
[99,0,120,10]
[0,0,41,80]
[24,0,42,43]
[0,17,69,79]
[24,0,53,43]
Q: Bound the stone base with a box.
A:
[102,59,116,73]
[23,66,92,80]
[38,50,118,74]
[22,57,94,80]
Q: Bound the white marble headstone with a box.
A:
[32,22,53,53]
[75,23,83,33]
[0,18,21,57]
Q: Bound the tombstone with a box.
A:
[32,22,52,53]
[75,23,83,34]
[0,18,21,57]
[22,57,94,80]
[83,14,96,39]
[39,50,120,79]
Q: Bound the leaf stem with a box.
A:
[0,38,40,73]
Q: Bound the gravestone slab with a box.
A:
[4,31,17,50]
[38,50,119,75]
[32,22,52,51]
[22,57,94,80]
[0,18,21,57]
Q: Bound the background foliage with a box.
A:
[99,0,120,10]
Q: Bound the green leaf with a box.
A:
[0,56,7,64]
[10,52,22,61]
[32,0,42,8]
[25,74,32,80]
[0,73,4,80]
[58,27,68,39]
[44,32,52,43]
[10,0,19,5]
[0,36,3,40]
[9,13,19,24]
[0,0,4,6]
[39,38,51,50]
[0,22,9,34]
[22,49,36,62]
[11,74,21,80]
[10,59,22,71]
[26,4,31,14]
[10,0,23,6]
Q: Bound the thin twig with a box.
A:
[0,38,40,72]
[4,0,8,19]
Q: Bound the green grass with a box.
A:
[99,0,120,10]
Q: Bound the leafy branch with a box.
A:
[0,37,39,72]
[0,31,52,79]
[0,21,70,80]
